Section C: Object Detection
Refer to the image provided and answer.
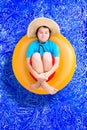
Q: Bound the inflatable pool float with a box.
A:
[12,33,76,94]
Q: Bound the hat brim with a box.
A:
[27,17,60,38]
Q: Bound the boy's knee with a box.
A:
[43,52,51,57]
[32,52,41,59]
[43,52,52,63]
[43,52,52,59]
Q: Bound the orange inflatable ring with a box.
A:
[12,34,76,94]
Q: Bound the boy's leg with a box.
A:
[29,81,41,90]
[29,52,58,94]
[31,52,43,73]
[42,52,52,72]
[29,52,43,90]
[41,52,58,94]
[41,81,58,95]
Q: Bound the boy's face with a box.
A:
[37,27,50,42]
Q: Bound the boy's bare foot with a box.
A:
[41,81,58,95]
[29,81,41,90]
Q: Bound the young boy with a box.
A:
[26,17,60,94]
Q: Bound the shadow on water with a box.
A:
[1,51,59,108]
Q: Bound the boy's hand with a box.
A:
[36,73,48,83]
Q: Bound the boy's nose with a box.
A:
[42,33,46,36]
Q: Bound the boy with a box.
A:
[26,18,60,94]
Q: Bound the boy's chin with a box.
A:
[39,39,48,43]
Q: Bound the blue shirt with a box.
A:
[26,40,60,58]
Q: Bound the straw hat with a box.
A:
[27,17,60,38]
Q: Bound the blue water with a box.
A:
[0,0,87,130]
